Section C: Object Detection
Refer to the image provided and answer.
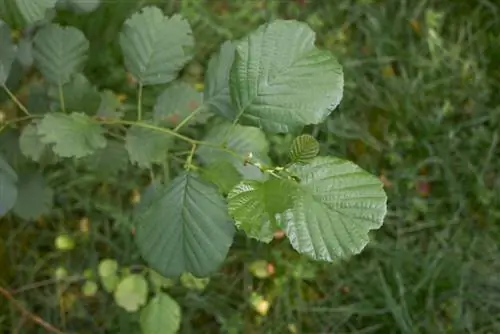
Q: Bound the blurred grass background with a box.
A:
[1,0,500,333]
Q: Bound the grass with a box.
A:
[1,0,499,333]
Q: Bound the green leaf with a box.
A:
[96,90,123,119]
[120,6,194,85]
[48,73,100,114]
[19,122,48,162]
[289,134,320,163]
[66,0,100,13]
[125,124,172,168]
[12,172,53,220]
[180,272,209,291]
[37,112,107,158]
[0,154,17,216]
[98,258,118,277]
[200,160,242,194]
[228,178,296,242]
[114,274,148,312]
[140,293,181,334]
[148,270,174,291]
[33,24,89,86]
[0,21,15,84]
[16,37,33,68]
[153,81,202,126]
[1,0,57,26]
[276,157,387,261]
[82,140,128,175]
[204,41,236,119]
[134,172,235,277]
[230,20,344,133]
[197,123,270,181]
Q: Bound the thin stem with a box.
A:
[185,143,197,170]
[2,84,30,116]
[173,105,204,133]
[58,84,65,113]
[0,115,40,134]
[13,275,84,295]
[0,286,66,334]
[137,83,143,121]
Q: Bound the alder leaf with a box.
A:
[289,134,320,163]
[48,73,101,114]
[230,20,343,133]
[134,172,235,277]
[120,6,194,85]
[140,293,181,334]
[125,124,172,168]
[153,82,202,126]
[12,172,53,220]
[114,274,148,313]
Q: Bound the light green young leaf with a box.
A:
[98,258,118,277]
[140,293,181,334]
[120,6,194,85]
[153,81,202,126]
[204,40,236,120]
[12,172,53,220]
[33,24,89,86]
[200,160,242,194]
[0,154,17,216]
[37,112,107,158]
[228,178,297,242]
[276,157,387,261]
[289,134,320,163]
[134,172,235,278]
[230,20,344,133]
[197,123,270,181]
[0,21,15,84]
[114,274,148,313]
[148,270,174,291]
[19,122,48,162]
[180,272,209,291]
[48,73,101,114]
[82,140,128,175]
[125,124,172,168]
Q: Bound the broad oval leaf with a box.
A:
[0,21,15,84]
[12,172,53,220]
[204,41,236,119]
[114,274,148,312]
[47,73,100,114]
[228,178,297,243]
[140,293,181,334]
[33,24,89,86]
[289,134,320,163]
[37,112,107,158]
[277,157,387,261]
[8,0,57,26]
[134,172,235,277]
[125,124,172,168]
[0,154,17,216]
[230,20,344,133]
[153,81,202,126]
[120,6,194,85]
[197,122,270,181]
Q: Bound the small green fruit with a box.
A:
[55,234,75,251]
[54,267,68,280]
[82,281,98,297]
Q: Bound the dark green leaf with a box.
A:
[12,172,53,220]
[153,82,202,126]
[0,21,15,84]
[125,124,172,168]
[0,154,17,216]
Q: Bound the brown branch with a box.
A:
[0,286,66,334]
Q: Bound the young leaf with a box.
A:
[37,112,107,158]
[0,154,17,216]
[204,41,236,120]
[114,274,148,312]
[134,172,235,278]
[0,21,15,84]
[125,124,172,168]
[230,20,344,133]
[276,157,387,261]
[228,178,297,242]
[197,123,270,181]
[119,6,194,85]
[289,134,320,163]
[48,73,100,114]
[33,24,89,86]
[19,122,49,162]
[153,82,202,126]
[12,172,53,220]
[140,293,181,334]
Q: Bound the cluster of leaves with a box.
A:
[0,1,387,332]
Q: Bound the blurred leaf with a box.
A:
[204,40,236,119]
[96,90,123,119]
[114,274,148,313]
[125,124,172,168]
[230,20,343,133]
[119,6,194,85]
[16,37,33,68]
[289,134,320,163]
[33,24,89,86]
[140,293,181,334]
[37,112,106,158]
[180,272,209,291]
[200,160,242,194]
[228,178,296,242]
[98,258,118,277]
[0,0,57,27]
[0,21,15,84]
[148,270,174,291]
[12,172,53,220]
[153,81,202,126]
[19,121,49,162]
[134,173,235,277]
[66,0,100,13]
[26,82,51,115]
[0,154,17,216]
[82,140,128,175]
[48,73,101,114]
[197,122,270,180]
[276,157,387,261]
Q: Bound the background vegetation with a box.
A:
[1,0,499,333]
